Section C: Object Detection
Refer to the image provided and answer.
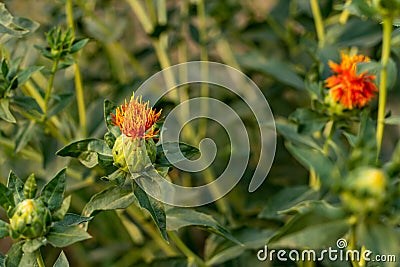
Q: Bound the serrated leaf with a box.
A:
[82,185,135,217]
[0,253,4,267]
[47,224,91,248]
[0,220,9,238]
[0,183,14,211]
[40,169,66,212]
[52,195,71,221]
[23,173,37,199]
[167,208,240,245]
[0,98,16,123]
[133,180,168,240]
[70,39,89,54]
[7,170,25,205]
[22,237,47,253]
[53,251,69,267]
[14,120,36,154]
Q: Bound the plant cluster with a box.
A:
[1,1,400,267]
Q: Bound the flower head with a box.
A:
[112,94,162,139]
[325,54,378,109]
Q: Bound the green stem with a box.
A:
[168,231,207,267]
[339,0,352,24]
[310,0,325,47]
[323,120,335,155]
[197,0,209,140]
[349,223,360,267]
[66,0,87,137]
[36,250,45,267]
[42,59,59,120]
[376,15,393,158]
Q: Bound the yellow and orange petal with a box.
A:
[111,94,162,139]
[325,53,378,109]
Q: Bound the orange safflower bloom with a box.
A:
[325,54,378,109]
[112,94,162,139]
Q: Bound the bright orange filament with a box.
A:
[112,95,162,139]
[325,54,378,109]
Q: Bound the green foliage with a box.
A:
[0,169,91,266]
[1,0,400,266]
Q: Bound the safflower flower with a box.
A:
[325,54,378,109]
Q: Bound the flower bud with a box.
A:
[112,135,153,173]
[9,199,52,239]
[340,167,388,214]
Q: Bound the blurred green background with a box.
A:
[1,0,400,266]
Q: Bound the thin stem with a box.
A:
[376,15,393,158]
[168,231,207,267]
[310,0,325,47]
[43,59,59,119]
[36,250,46,267]
[66,0,87,137]
[339,0,352,25]
[323,120,335,154]
[126,0,153,33]
[349,223,360,267]
[197,0,209,139]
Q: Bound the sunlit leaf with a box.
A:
[47,224,91,248]
[23,173,37,199]
[133,180,167,240]
[0,98,16,123]
[7,171,25,205]
[82,185,134,217]
[53,251,70,267]
[40,168,66,212]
